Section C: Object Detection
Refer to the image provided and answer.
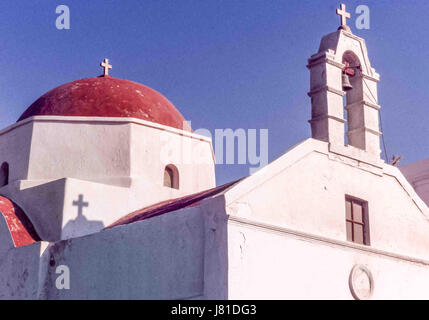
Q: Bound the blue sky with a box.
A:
[0,0,428,185]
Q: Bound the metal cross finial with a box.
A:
[336,4,351,30]
[100,58,112,76]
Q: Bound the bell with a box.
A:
[342,73,353,91]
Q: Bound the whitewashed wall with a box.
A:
[0,116,216,241]
[227,221,429,299]
[0,198,228,300]
[2,138,429,299]
[225,139,429,299]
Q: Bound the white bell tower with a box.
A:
[307,4,382,161]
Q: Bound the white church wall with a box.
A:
[221,138,429,299]
[0,120,34,183]
[225,139,429,261]
[227,221,429,299]
[0,115,216,242]
[19,116,215,192]
[0,178,67,241]
[199,196,229,300]
[129,122,216,193]
[60,177,195,239]
[1,163,213,242]
[2,174,207,242]
[27,118,132,184]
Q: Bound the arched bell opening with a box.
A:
[342,51,362,148]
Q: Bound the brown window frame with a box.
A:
[345,196,370,246]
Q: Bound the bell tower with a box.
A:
[307,4,382,161]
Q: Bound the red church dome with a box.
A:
[18,76,192,132]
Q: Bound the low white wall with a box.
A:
[0,196,228,300]
[0,241,44,299]
[40,205,208,300]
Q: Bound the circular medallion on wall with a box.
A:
[349,264,374,300]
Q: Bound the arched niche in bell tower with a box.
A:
[342,50,362,107]
[342,50,363,148]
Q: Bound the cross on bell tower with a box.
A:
[100,58,112,77]
[336,3,351,32]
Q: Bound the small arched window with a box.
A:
[0,162,9,187]
[163,165,179,190]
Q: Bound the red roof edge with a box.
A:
[0,196,41,247]
[106,179,243,229]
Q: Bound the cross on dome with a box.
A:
[336,3,351,31]
[100,58,112,76]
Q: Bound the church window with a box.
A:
[345,196,370,245]
[164,165,179,189]
[0,162,9,187]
